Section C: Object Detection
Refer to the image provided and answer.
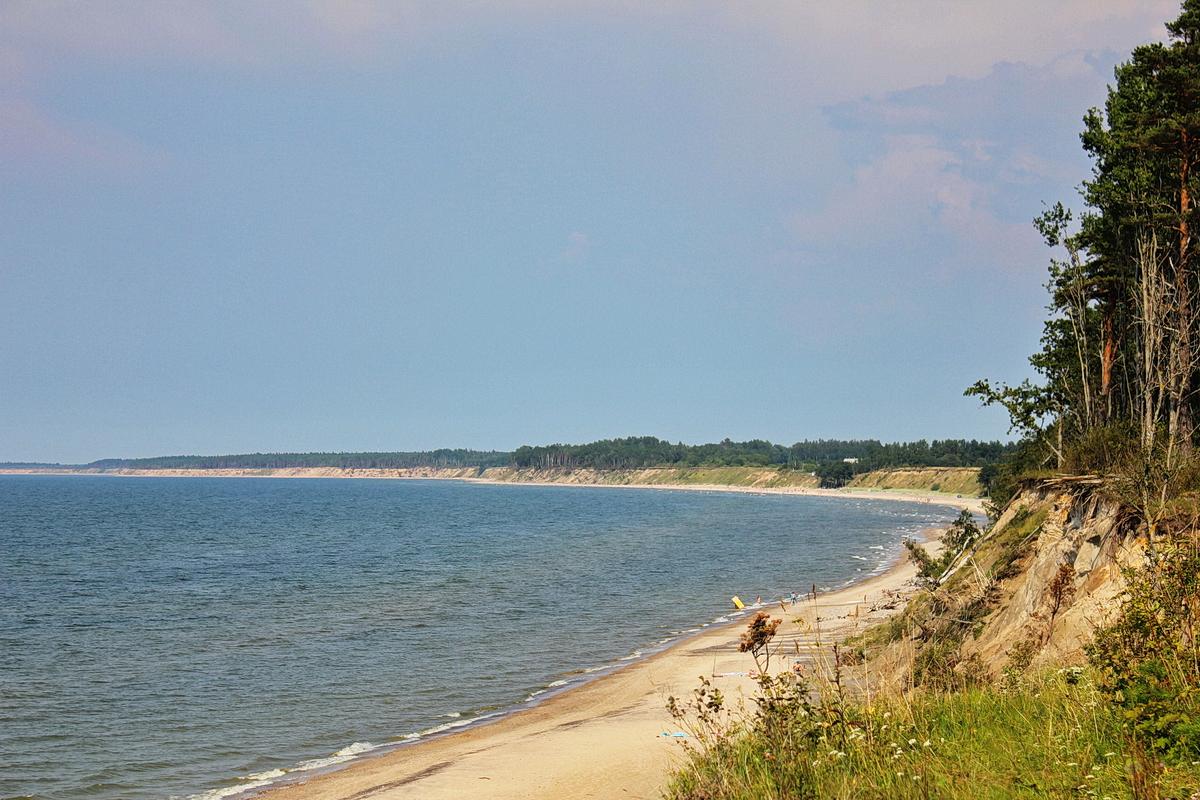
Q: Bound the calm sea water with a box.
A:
[0,475,955,800]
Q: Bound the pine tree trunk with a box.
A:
[1101,304,1116,420]
[1176,139,1194,451]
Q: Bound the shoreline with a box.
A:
[0,467,985,514]
[462,475,985,514]
[4,468,966,800]
[242,526,947,799]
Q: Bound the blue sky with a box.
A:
[0,1,1180,463]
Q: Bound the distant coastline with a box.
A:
[0,465,986,513]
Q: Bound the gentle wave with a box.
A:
[185,744,378,800]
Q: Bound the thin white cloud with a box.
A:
[0,0,1180,179]
[1,1,1178,81]
[0,95,167,171]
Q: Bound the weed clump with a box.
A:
[1088,528,1200,791]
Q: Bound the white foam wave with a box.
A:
[293,741,377,772]
[412,712,500,738]
[239,769,286,782]
[187,744,377,800]
[189,783,274,800]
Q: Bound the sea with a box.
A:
[0,475,956,800]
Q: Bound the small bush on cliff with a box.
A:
[1088,528,1200,791]
[903,510,982,586]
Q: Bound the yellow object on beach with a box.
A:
[731,595,745,610]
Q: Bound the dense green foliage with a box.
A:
[511,436,1012,472]
[1089,528,1200,786]
[971,0,1200,484]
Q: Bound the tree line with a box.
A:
[77,437,1013,474]
[971,1,1200,508]
[510,436,1012,472]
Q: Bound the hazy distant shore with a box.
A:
[0,465,984,513]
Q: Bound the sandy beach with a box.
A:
[466,476,986,515]
[247,527,942,800]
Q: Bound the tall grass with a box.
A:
[665,671,1199,799]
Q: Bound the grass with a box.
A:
[665,672,1200,800]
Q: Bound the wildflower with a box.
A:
[922,740,931,748]
[907,738,917,746]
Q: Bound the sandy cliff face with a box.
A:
[475,466,821,488]
[865,480,1144,684]
[847,467,981,495]
[960,481,1138,670]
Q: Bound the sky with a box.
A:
[0,1,1182,463]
